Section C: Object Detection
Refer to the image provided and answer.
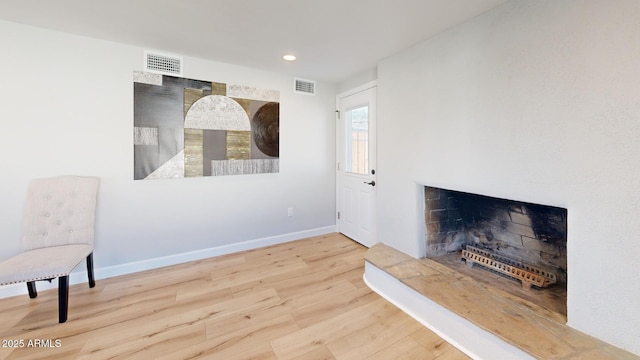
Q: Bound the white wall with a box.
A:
[376,0,640,355]
[0,21,337,278]
[337,67,378,94]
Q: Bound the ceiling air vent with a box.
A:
[294,78,316,95]
[144,51,183,76]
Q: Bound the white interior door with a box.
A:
[336,83,376,247]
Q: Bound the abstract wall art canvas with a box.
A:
[133,71,280,180]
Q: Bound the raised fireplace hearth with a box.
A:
[364,244,637,359]
[424,186,567,314]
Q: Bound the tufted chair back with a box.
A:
[21,176,99,251]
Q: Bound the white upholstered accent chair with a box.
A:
[0,175,99,323]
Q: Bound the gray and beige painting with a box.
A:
[133,71,279,180]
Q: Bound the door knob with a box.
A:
[364,180,376,186]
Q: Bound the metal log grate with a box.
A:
[461,246,556,289]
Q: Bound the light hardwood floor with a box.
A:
[0,233,468,360]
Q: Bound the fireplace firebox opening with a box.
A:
[424,186,567,315]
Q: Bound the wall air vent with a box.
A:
[294,78,316,95]
[144,51,183,76]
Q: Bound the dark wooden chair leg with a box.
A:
[86,253,95,288]
[27,281,37,298]
[58,276,69,323]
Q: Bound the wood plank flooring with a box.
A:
[0,233,468,360]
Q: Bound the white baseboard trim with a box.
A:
[363,261,534,360]
[0,225,337,299]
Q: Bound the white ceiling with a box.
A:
[0,0,510,83]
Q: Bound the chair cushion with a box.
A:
[0,244,93,285]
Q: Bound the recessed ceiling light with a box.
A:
[283,54,297,61]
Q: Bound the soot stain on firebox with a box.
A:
[527,204,567,245]
[445,189,567,246]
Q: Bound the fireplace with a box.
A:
[424,186,567,315]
